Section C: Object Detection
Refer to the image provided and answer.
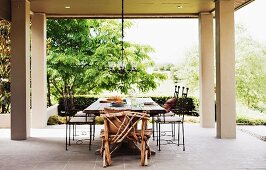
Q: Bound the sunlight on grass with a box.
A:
[236,102,266,125]
[237,102,266,119]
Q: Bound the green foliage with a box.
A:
[170,67,181,84]
[0,20,11,114]
[235,24,266,112]
[47,19,166,101]
[47,19,95,100]
[95,116,104,125]
[169,24,266,113]
[156,63,175,71]
[151,96,199,116]
[58,96,199,116]
[236,115,266,125]
[47,114,104,125]
[58,96,98,116]
[170,46,199,95]
[47,115,67,125]
[150,96,169,106]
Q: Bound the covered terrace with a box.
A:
[1,0,266,169]
[0,0,255,140]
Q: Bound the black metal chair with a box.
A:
[64,92,96,151]
[152,85,180,140]
[74,111,96,141]
[156,86,189,151]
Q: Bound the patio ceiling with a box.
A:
[29,0,254,18]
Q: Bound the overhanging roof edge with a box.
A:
[210,0,255,13]
[46,13,199,19]
[235,0,255,11]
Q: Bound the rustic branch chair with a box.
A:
[156,86,189,151]
[100,108,152,167]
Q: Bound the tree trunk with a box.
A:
[47,75,52,106]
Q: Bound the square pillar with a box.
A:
[215,0,236,138]
[31,13,47,128]
[11,0,31,139]
[199,13,215,128]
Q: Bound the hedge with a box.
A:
[58,96,199,116]
[58,96,98,116]
[236,116,266,125]
[151,96,199,116]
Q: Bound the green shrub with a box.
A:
[47,114,67,125]
[95,116,104,125]
[236,115,266,125]
[58,96,98,116]
[151,96,199,116]
[47,114,104,125]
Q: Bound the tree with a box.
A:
[235,25,266,112]
[171,46,199,96]
[47,19,166,101]
[0,20,11,113]
[171,24,266,113]
[47,19,93,101]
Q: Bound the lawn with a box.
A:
[236,103,266,125]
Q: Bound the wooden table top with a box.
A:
[83,97,166,116]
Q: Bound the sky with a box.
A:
[125,0,266,65]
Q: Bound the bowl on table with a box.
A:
[110,102,125,107]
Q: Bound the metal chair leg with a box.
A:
[89,123,92,150]
[152,117,155,140]
[93,123,95,140]
[173,123,176,140]
[182,122,185,151]
[72,124,75,141]
[158,123,161,151]
[74,124,77,137]
[156,122,159,146]
[69,123,71,146]
[66,123,68,151]
[171,123,174,137]
[177,123,180,146]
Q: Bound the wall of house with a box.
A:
[0,0,11,21]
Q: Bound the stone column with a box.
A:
[11,0,31,139]
[215,0,236,138]
[31,13,47,128]
[199,13,215,128]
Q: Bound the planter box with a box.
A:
[0,114,11,128]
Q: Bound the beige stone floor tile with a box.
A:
[0,124,265,170]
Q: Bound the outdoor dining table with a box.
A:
[83,97,166,116]
[83,97,166,156]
